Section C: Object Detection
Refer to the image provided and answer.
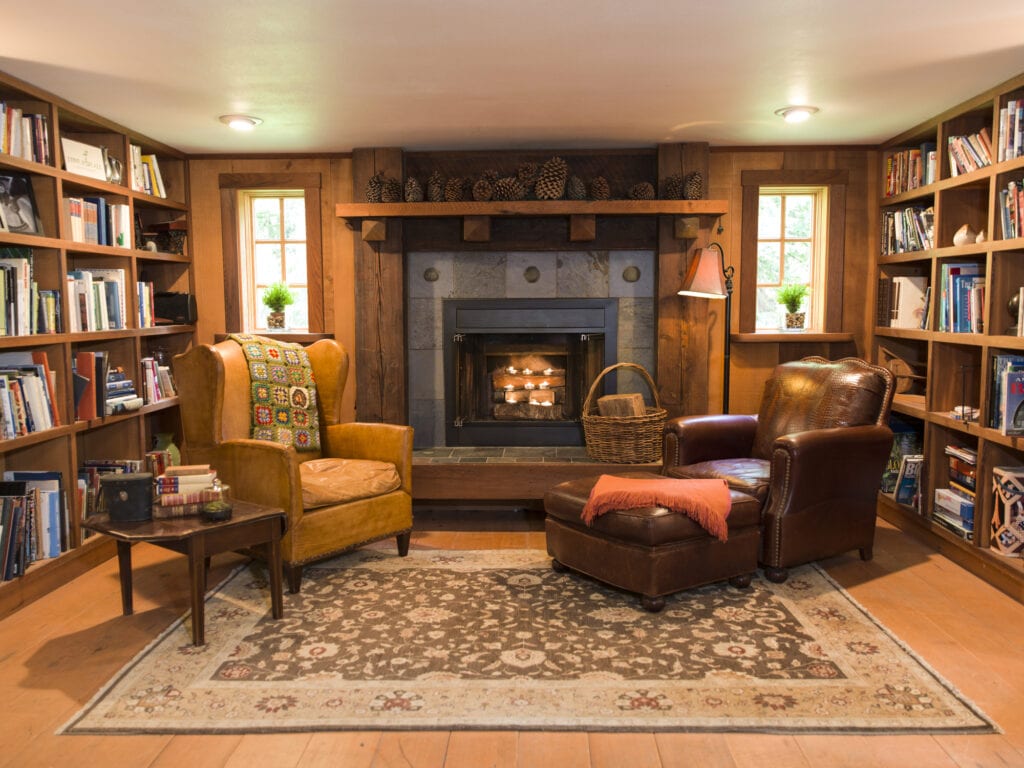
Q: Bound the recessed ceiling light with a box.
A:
[774,106,819,124]
[219,114,263,131]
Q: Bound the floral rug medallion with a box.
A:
[61,549,997,734]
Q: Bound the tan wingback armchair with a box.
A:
[663,356,895,583]
[173,338,413,593]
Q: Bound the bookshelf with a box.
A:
[0,70,195,617]
[874,71,1024,602]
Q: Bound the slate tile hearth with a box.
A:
[413,446,599,463]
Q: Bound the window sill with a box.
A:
[731,331,855,343]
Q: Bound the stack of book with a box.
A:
[0,103,50,164]
[153,465,223,518]
[105,366,143,415]
[0,470,67,580]
[997,100,1023,163]
[140,356,177,403]
[933,445,977,541]
[880,205,934,254]
[947,128,992,176]
[998,178,1023,240]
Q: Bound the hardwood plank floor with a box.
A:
[1,512,1023,768]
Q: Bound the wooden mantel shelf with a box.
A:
[337,199,729,242]
[336,199,728,219]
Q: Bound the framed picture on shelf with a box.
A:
[0,172,43,236]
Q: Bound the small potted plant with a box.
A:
[777,283,809,331]
[262,282,294,329]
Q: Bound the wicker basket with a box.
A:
[581,363,667,463]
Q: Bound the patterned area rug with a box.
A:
[61,549,997,734]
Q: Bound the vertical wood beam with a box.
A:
[657,143,712,417]
[352,148,406,424]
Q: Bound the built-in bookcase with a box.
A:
[0,70,195,617]
[874,71,1024,603]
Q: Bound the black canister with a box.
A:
[100,472,154,522]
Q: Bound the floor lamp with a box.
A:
[677,242,734,413]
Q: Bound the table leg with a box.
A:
[187,534,207,646]
[267,521,284,619]
[116,541,133,615]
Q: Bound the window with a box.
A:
[755,188,826,330]
[218,172,323,334]
[739,170,848,334]
[241,191,308,331]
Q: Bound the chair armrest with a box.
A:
[212,439,304,522]
[765,425,894,517]
[323,422,414,495]
[663,414,758,467]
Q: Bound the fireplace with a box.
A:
[443,299,617,446]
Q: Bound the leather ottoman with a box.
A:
[543,472,762,612]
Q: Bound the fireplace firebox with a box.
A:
[443,299,617,446]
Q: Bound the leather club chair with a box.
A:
[663,356,895,583]
[173,338,413,592]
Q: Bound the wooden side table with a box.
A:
[82,500,287,646]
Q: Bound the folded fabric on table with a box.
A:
[581,474,732,541]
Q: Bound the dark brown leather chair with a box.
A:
[663,356,895,583]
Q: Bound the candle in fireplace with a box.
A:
[543,368,553,375]
[523,368,533,375]
[507,366,517,374]
[504,384,514,391]
[539,381,549,389]
[525,382,535,390]
[506,393,518,403]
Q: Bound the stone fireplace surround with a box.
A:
[407,250,655,449]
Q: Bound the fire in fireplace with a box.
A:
[443,299,617,446]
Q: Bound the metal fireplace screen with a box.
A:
[443,299,617,447]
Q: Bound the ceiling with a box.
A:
[4,1,1024,155]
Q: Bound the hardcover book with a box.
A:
[1001,368,1024,436]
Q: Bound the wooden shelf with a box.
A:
[336,199,728,219]
[337,199,729,243]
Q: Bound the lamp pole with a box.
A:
[721,260,734,414]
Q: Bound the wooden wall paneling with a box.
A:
[352,148,406,423]
[219,186,243,332]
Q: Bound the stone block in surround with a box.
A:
[506,252,557,298]
[556,251,609,297]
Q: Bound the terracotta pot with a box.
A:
[267,311,286,329]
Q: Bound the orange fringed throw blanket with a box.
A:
[581,475,732,541]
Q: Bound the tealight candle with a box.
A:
[540,401,553,407]
[543,368,553,375]
[507,366,517,374]
[523,368,533,375]
[525,382,535,390]
[504,384,514,391]
[539,381,549,389]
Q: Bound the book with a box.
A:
[73,351,97,421]
[164,464,211,477]
[893,455,923,505]
[1001,368,1024,436]
[881,417,923,493]
[890,276,928,329]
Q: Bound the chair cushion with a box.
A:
[666,458,770,505]
[751,357,892,459]
[299,458,401,509]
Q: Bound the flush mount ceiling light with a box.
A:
[774,106,819,124]
[219,114,263,131]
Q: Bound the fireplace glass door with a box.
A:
[443,299,616,446]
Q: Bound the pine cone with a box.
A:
[472,178,493,202]
[380,177,403,203]
[535,156,569,200]
[492,176,526,201]
[404,176,424,202]
[427,171,445,203]
[364,171,384,203]
[483,168,500,184]
[663,173,685,200]
[683,171,704,200]
[444,177,465,202]
[566,175,587,201]
[516,162,539,187]
[628,182,656,200]
[589,176,611,200]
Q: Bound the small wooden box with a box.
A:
[597,393,645,417]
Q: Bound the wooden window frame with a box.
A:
[219,172,323,333]
[739,169,847,334]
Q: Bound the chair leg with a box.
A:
[285,564,303,594]
[397,531,411,557]
[859,545,873,561]
[640,595,665,613]
[763,566,789,584]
